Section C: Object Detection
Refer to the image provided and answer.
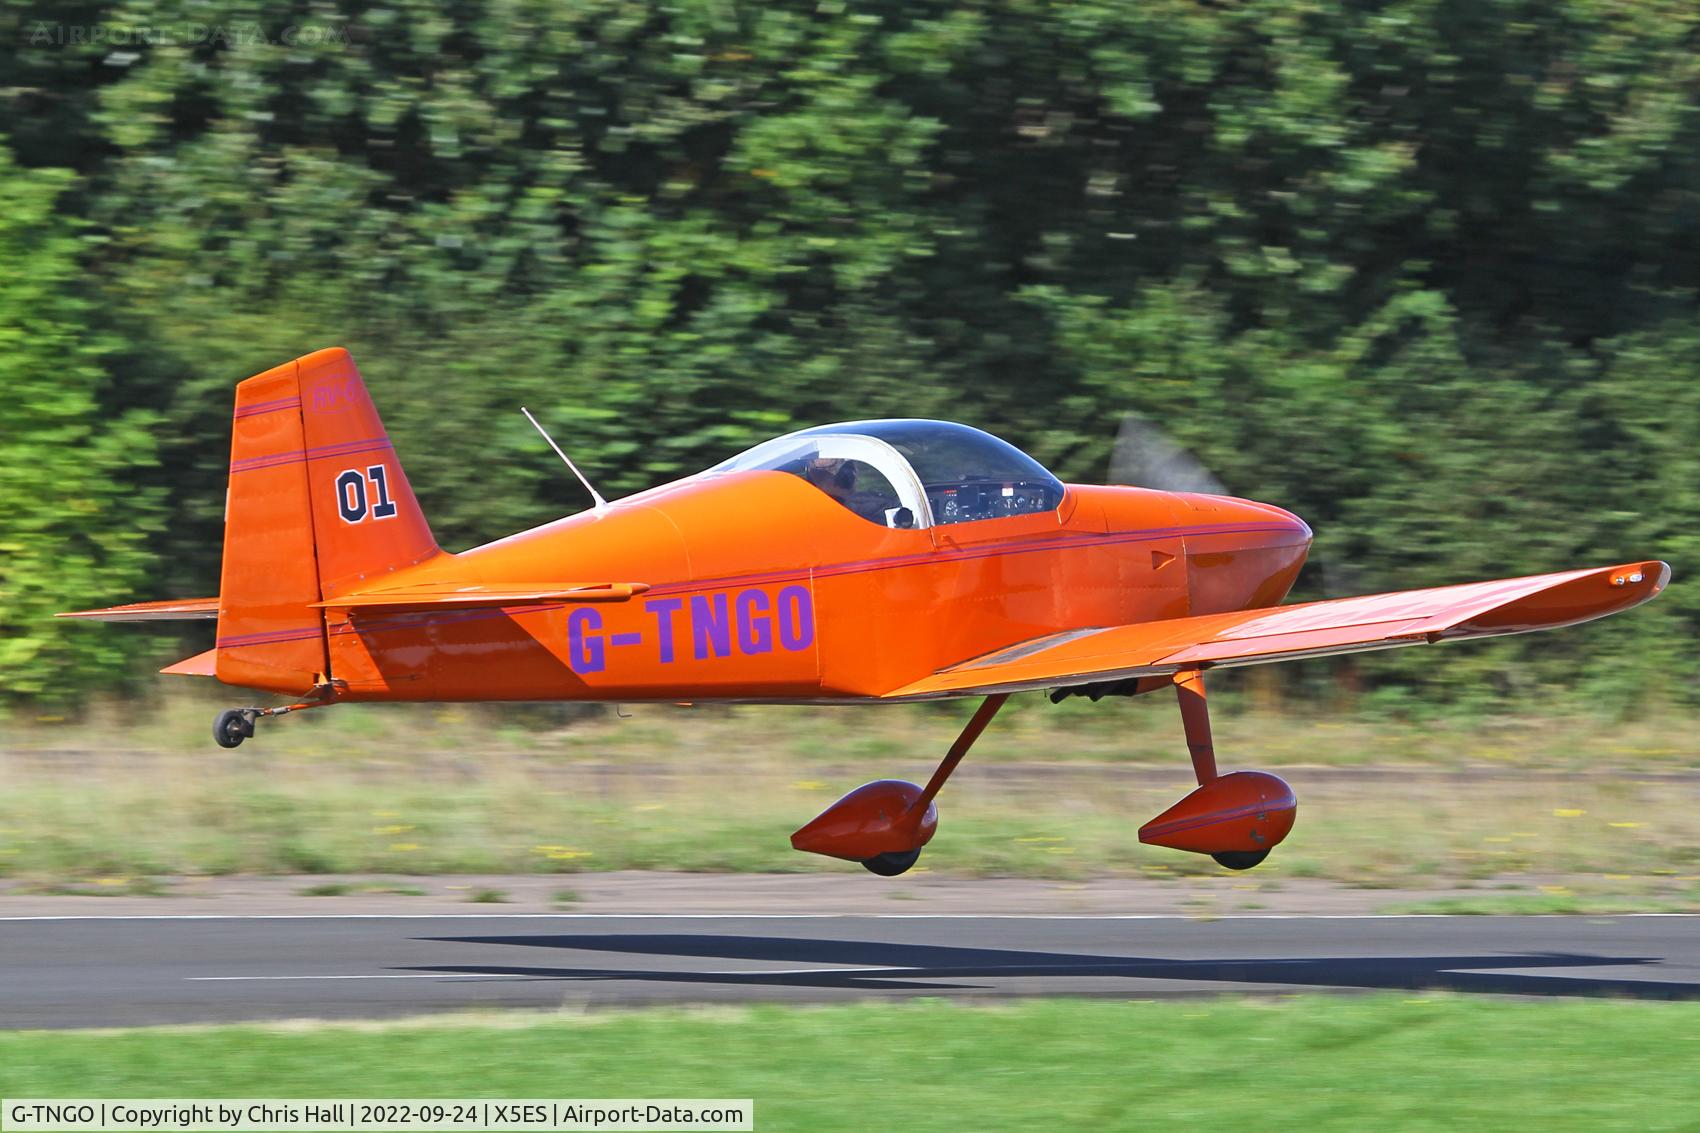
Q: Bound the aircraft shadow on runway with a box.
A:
[405,934,1697,999]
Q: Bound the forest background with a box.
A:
[2,0,1696,713]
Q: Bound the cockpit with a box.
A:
[708,419,1066,529]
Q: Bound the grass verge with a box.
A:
[1,997,1697,1131]
[1377,893,1700,916]
[12,686,1700,771]
[3,747,1698,896]
[3,693,1698,894]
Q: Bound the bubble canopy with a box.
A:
[708,419,1066,529]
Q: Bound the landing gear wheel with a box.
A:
[1211,849,1270,871]
[862,849,922,877]
[214,709,255,750]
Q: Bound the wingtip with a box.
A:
[1610,560,1670,596]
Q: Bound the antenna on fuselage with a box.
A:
[521,406,609,512]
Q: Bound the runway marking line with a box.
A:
[185,959,1649,985]
[188,974,509,982]
[187,966,926,982]
[3,913,1698,922]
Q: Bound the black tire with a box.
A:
[214,709,251,749]
[1211,849,1269,871]
[862,849,922,877]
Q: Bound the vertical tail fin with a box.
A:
[294,348,439,594]
[215,348,439,694]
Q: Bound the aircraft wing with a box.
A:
[57,598,220,621]
[888,560,1669,699]
[311,581,650,614]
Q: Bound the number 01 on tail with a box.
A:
[335,465,399,524]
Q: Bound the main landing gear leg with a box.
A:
[1174,669,1217,786]
[1135,669,1297,871]
[1176,672,1262,869]
[911,693,1010,822]
[213,693,334,749]
[869,692,1010,877]
[789,693,1010,877]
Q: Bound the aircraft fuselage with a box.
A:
[321,472,1313,702]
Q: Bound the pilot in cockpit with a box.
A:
[801,454,856,503]
[800,455,913,528]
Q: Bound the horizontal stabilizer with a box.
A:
[161,648,219,677]
[57,598,220,622]
[310,581,650,614]
[889,560,1670,699]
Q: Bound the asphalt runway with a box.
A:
[3,913,1699,1029]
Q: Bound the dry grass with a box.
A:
[2,687,1697,898]
[8,682,1698,770]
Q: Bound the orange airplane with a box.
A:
[63,348,1670,875]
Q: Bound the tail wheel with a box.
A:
[213,709,254,749]
[862,849,922,876]
[1211,849,1270,871]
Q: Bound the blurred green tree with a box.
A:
[0,142,160,704]
[0,0,1693,706]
